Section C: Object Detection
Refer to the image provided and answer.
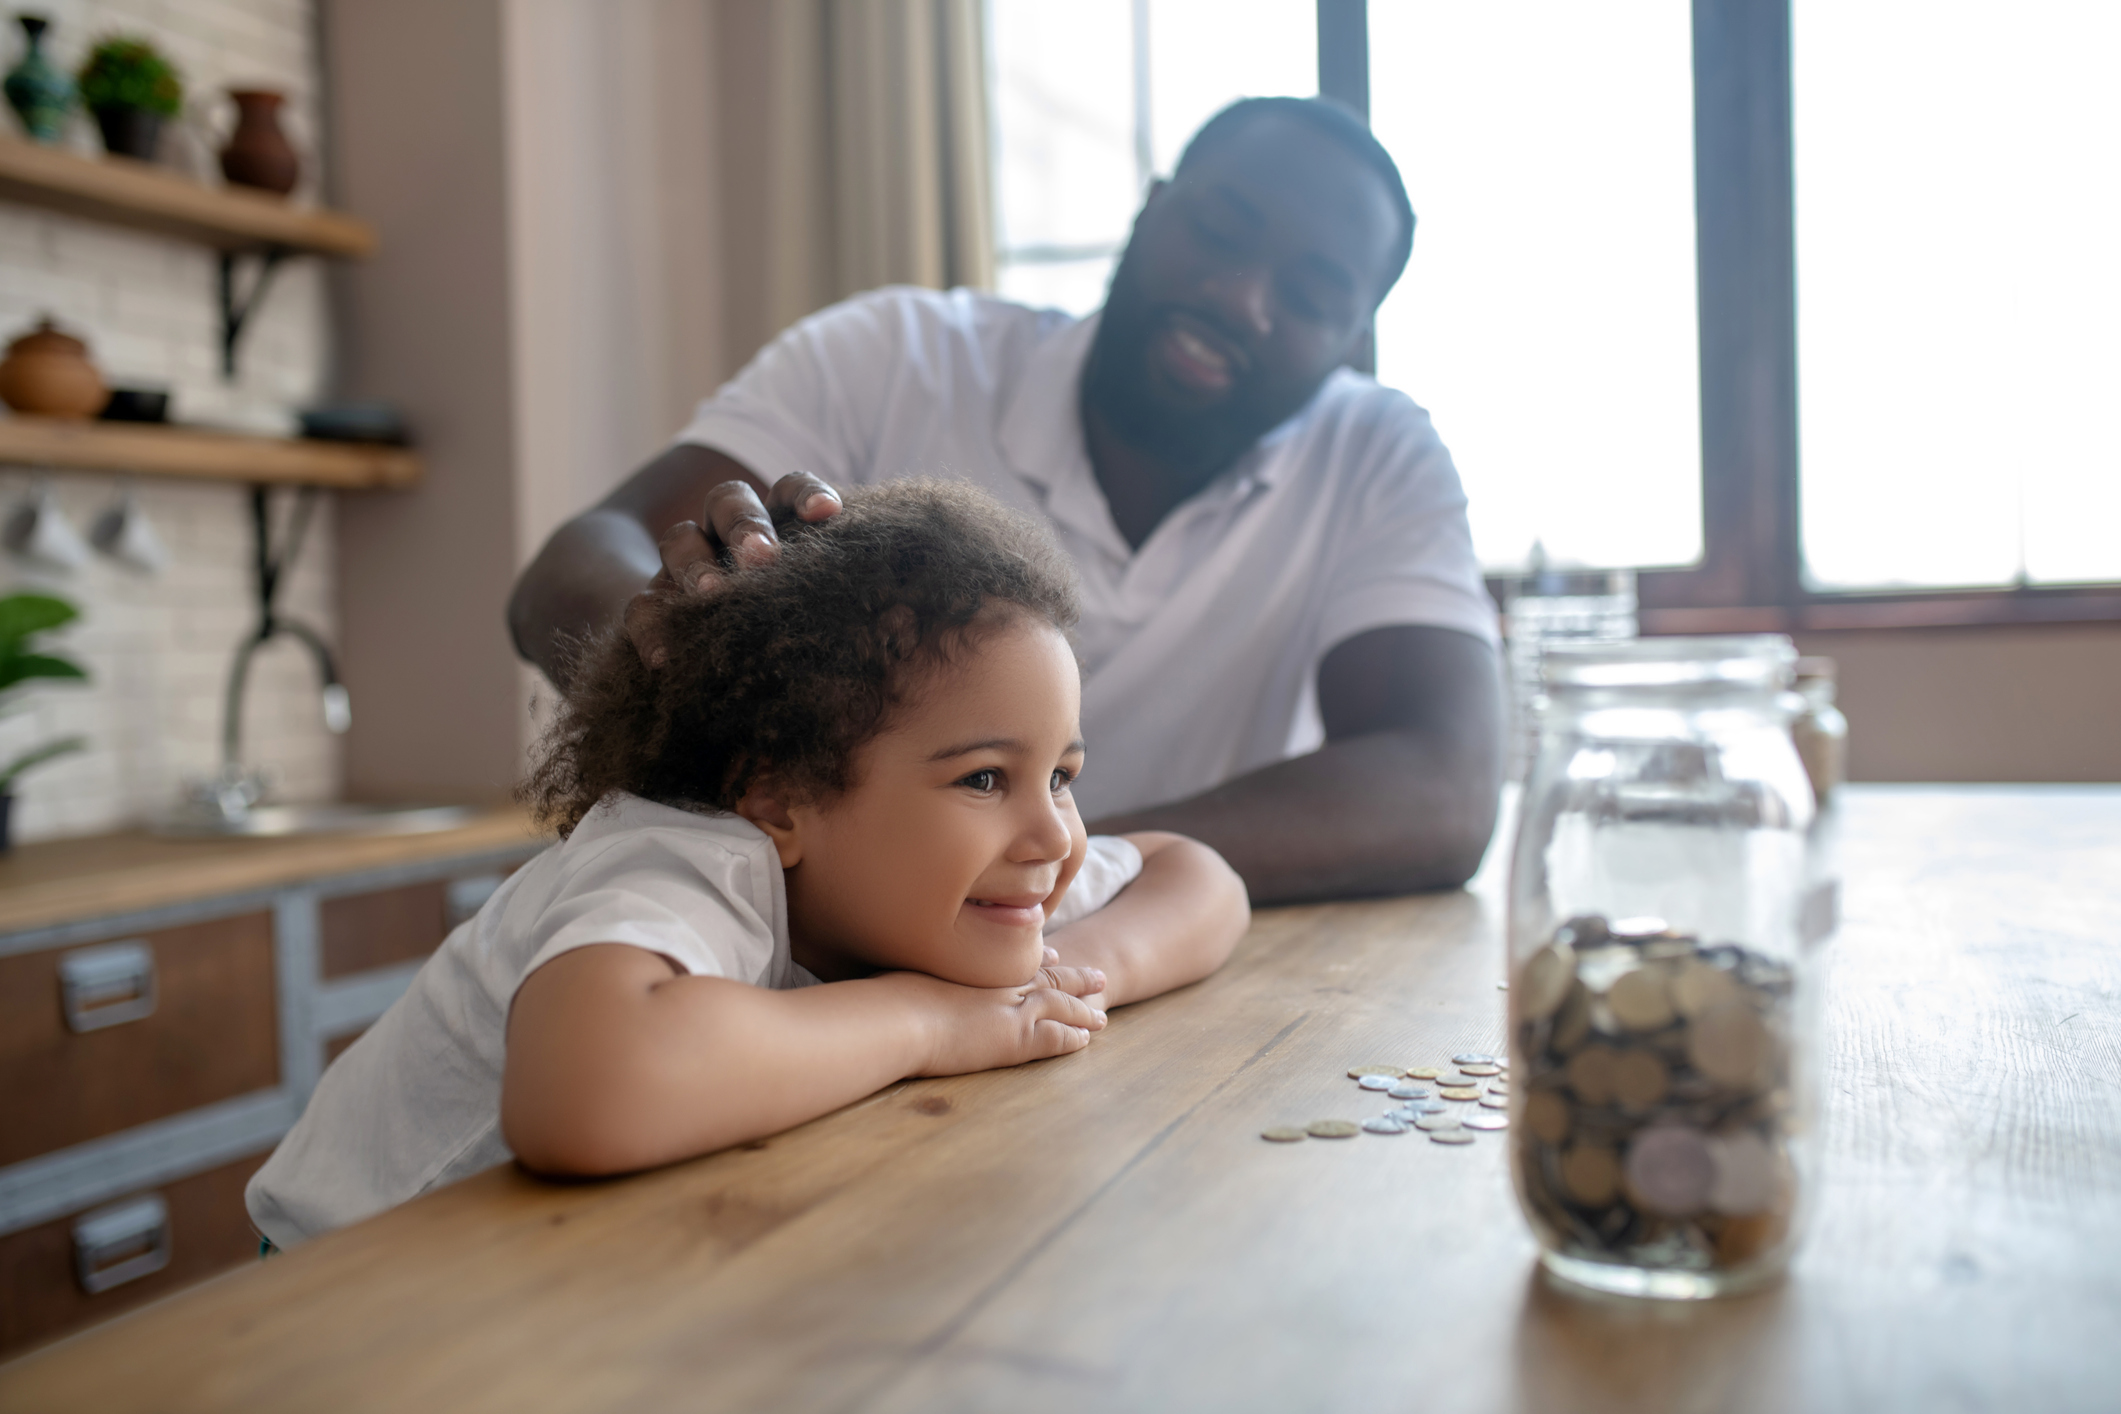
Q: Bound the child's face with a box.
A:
[768,616,1089,988]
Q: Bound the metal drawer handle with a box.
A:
[58,940,158,1032]
[73,1194,172,1294]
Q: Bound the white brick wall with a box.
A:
[0,0,337,842]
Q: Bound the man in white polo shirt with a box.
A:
[510,98,1502,904]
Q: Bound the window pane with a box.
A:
[1145,0,1315,174]
[997,254,1121,315]
[988,0,1137,261]
[1371,4,1703,573]
[1795,2,2121,589]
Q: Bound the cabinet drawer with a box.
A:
[0,1150,269,1359]
[320,880,448,979]
[0,913,279,1167]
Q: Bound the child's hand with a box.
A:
[885,962,1108,1078]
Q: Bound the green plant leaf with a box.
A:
[0,735,85,792]
[0,593,79,645]
[0,653,89,693]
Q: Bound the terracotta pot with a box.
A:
[0,319,109,419]
[219,88,299,196]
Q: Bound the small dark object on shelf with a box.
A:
[6,15,75,144]
[98,386,169,423]
[79,35,181,162]
[299,402,410,446]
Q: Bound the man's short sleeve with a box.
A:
[672,289,915,490]
[1314,390,1500,654]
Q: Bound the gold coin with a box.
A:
[1607,967,1676,1032]
[1564,1044,1619,1105]
[1429,1130,1475,1145]
[1407,1066,1446,1080]
[1438,1086,1481,1101]
[1518,941,1577,1020]
[1560,1144,1621,1205]
[1413,1112,1462,1132]
[1347,1064,1406,1080]
[1261,1126,1308,1143]
[1306,1119,1361,1139]
[1526,1091,1571,1145]
[1551,985,1593,1054]
[1611,1049,1671,1110]
[1457,1063,1502,1077]
[1687,1002,1771,1088]
[1671,959,1741,1019]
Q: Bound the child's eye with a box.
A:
[958,769,1000,793]
[1050,767,1075,793]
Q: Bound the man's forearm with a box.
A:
[1088,730,1502,905]
[506,510,661,685]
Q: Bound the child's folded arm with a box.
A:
[1043,832,1249,1009]
[501,942,1105,1177]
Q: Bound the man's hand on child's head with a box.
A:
[625,471,842,668]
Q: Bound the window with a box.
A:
[987,0,1314,317]
[986,0,2121,625]
[1792,1,2121,591]
[1369,3,1701,573]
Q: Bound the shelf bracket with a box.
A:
[218,247,290,381]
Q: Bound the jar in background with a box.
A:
[1501,566,1637,781]
[1506,635,1819,1299]
[1790,656,1849,806]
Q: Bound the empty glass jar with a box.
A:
[1506,635,1820,1299]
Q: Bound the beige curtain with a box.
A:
[717,0,996,366]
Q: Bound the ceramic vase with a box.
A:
[219,89,298,195]
[0,318,109,419]
[4,16,73,144]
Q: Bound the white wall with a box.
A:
[0,0,336,841]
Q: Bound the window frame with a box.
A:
[1319,0,2121,630]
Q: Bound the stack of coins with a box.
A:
[1511,914,1799,1273]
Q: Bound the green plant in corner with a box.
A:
[0,591,88,794]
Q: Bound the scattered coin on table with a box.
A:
[1512,912,1799,1274]
[1407,1067,1446,1080]
[1453,1053,1500,1066]
[1349,1064,1406,1080]
[1362,1116,1409,1135]
[1479,1095,1510,1110]
[1463,1112,1509,1130]
[1261,1126,1308,1143]
[1388,1081,1431,1100]
[1457,1063,1502,1077]
[1307,1119,1361,1139]
[1430,1130,1476,1145]
[1413,1113,1462,1132]
[1438,1086,1482,1101]
[1358,1073,1397,1090]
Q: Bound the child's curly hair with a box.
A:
[523,479,1080,837]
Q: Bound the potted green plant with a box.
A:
[76,36,181,162]
[0,591,88,851]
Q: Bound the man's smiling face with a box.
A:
[1084,113,1404,479]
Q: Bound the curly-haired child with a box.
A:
[247,481,1249,1247]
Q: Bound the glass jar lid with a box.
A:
[1540,634,1795,691]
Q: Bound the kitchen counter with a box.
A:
[0,807,547,935]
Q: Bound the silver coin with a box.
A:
[1413,1113,1462,1132]
[1386,1106,1420,1123]
[1358,1074,1395,1090]
[1429,1130,1476,1145]
[1624,1126,1716,1216]
[1462,1112,1509,1130]
[1452,1052,1500,1066]
[1479,1095,1510,1110]
[1362,1116,1408,1135]
[1388,1081,1432,1100]
[1409,1099,1450,1114]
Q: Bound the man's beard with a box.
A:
[1082,255,1302,484]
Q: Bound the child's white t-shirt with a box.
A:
[247,793,1144,1248]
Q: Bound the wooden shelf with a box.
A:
[0,133,374,257]
[0,416,419,490]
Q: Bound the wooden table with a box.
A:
[3,786,2117,1413]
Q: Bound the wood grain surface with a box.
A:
[0,417,421,491]
[0,809,544,936]
[0,132,375,255]
[1,787,2115,1413]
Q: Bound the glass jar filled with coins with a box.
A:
[1507,636,1819,1299]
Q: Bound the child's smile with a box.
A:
[748,614,1090,988]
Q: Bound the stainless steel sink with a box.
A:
[154,802,479,839]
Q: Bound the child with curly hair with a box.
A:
[248,481,1249,1247]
